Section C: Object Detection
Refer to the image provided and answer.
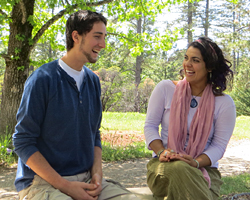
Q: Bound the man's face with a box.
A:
[79,22,107,63]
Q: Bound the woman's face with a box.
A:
[183,46,208,88]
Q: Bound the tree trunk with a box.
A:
[232,10,236,73]
[204,0,209,37]
[187,0,193,45]
[0,0,35,135]
[134,16,142,112]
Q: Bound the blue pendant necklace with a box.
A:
[190,89,204,108]
[190,98,198,108]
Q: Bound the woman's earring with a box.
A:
[210,72,212,80]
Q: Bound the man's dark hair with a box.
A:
[66,10,107,51]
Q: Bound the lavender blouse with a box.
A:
[144,80,236,168]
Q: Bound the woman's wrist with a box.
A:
[193,159,200,168]
[157,149,165,157]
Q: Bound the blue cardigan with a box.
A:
[13,60,102,192]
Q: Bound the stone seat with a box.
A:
[127,187,154,200]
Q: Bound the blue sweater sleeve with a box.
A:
[90,68,102,149]
[13,68,51,164]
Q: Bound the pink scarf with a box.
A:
[167,79,215,187]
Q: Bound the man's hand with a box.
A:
[86,173,102,198]
[60,180,98,200]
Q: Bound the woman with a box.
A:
[144,37,236,200]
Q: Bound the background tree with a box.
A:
[134,16,143,112]
[95,67,124,112]
[213,0,250,88]
[0,0,185,135]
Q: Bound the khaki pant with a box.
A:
[19,172,140,200]
[147,158,223,200]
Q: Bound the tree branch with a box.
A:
[65,0,70,5]
[0,9,8,18]
[19,0,27,24]
[0,53,11,62]
[237,25,249,32]
[139,0,149,15]
[30,0,114,51]
[108,32,136,43]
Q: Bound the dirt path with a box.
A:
[1,138,250,200]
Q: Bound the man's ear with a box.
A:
[72,31,80,43]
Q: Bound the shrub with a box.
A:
[231,87,250,116]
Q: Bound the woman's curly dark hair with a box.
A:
[181,36,233,95]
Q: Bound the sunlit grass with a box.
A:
[233,115,250,140]
[101,112,146,132]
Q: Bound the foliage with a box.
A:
[89,39,134,72]
[143,49,184,83]
[138,77,155,113]
[94,67,124,111]
[213,0,250,80]
[94,66,155,113]
[108,77,154,113]
[0,0,188,135]
[0,133,17,166]
[0,0,186,69]
[231,87,250,116]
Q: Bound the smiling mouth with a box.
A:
[92,49,100,54]
[186,70,195,75]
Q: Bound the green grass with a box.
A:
[102,141,151,162]
[232,115,250,140]
[100,113,250,163]
[220,173,250,198]
[101,112,150,162]
[101,112,146,132]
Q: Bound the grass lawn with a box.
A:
[102,112,250,140]
[232,115,250,140]
[101,112,146,132]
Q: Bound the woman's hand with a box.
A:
[159,148,177,162]
[169,153,198,168]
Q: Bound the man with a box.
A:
[13,10,140,200]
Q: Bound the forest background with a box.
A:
[0,0,249,137]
